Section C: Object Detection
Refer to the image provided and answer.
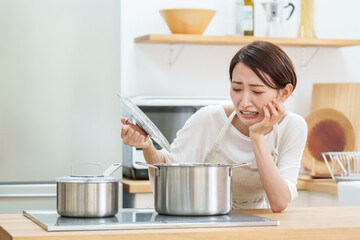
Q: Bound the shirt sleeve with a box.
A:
[277,114,308,200]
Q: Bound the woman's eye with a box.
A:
[232,88,242,92]
[253,91,264,94]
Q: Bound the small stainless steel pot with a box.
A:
[137,162,250,216]
[56,163,121,218]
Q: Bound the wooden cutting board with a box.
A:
[311,83,360,148]
[302,108,356,177]
[302,83,360,177]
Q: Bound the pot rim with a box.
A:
[153,163,233,167]
[56,176,120,183]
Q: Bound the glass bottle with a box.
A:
[243,0,254,36]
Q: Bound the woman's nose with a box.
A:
[240,92,252,107]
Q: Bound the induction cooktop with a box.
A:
[23,208,279,232]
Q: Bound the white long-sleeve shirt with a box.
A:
[161,104,308,200]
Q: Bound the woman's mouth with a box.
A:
[240,110,259,118]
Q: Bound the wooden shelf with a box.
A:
[135,34,360,47]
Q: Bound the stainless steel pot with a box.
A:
[56,163,121,218]
[137,162,250,216]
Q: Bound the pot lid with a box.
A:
[120,96,171,152]
[56,163,122,183]
[56,175,120,183]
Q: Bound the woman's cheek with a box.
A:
[260,103,270,116]
[230,93,241,106]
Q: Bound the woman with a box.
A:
[121,41,307,212]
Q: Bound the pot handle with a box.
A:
[135,161,159,170]
[231,162,251,168]
[102,163,122,177]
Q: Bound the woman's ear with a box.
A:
[279,84,293,102]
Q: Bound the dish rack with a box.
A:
[322,152,360,182]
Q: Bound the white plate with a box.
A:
[120,96,171,152]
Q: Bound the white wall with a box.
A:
[120,0,360,118]
[0,0,121,182]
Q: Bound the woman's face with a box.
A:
[230,62,280,127]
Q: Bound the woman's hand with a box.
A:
[120,117,153,150]
[249,98,286,138]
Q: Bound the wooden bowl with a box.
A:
[302,108,356,177]
[159,9,216,34]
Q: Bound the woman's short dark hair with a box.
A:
[229,41,297,91]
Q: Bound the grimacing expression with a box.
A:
[230,62,280,127]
